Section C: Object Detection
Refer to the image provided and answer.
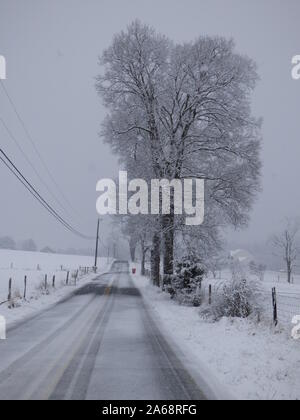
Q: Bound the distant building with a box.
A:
[229,249,254,266]
[40,246,56,254]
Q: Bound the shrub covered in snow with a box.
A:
[204,277,262,321]
[163,256,205,306]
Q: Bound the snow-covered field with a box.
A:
[0,249,112,327]
[132,269,300,400]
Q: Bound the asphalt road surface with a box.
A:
[0,261,207,400]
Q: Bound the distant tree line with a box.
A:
[0,236,86,255]
[0,236,37,251]
[0,235,115,257]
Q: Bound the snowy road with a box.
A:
[0,261,207,400]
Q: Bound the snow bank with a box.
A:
[132,271,300,400]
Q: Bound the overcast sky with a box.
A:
[0,0,300,250]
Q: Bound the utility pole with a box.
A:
[107,246,110,264]
[94,218,100,271]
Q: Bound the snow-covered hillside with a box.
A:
[0,249,111,326]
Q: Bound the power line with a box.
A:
[0,148,95,240]
[0,147,95,240]
[0,116,72,217]
[0,79,79,217]
[0,152,73,234]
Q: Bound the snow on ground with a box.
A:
[0,249,112,327]
[132,269,300,400]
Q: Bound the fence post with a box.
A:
[209,284,212,305]
[24,275,27,299]
[8,278,12,302]
[52,275,55,288]
[272,287,278,326]
[44,274,48,291]
[66,271,69,285]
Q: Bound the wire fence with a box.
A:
[0,266,96,307]
[272,291,300,326]
[202,280,300,327]
[144,269,300,328]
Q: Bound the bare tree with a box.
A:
[21,239,37,252]
[139,229,152,276]
[249,261,267,282]
[271,219,299,283]
[0,236,16,250]
[121,219,139,262]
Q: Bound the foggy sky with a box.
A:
[0,0,300,250]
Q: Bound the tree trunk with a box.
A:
[162,214,174,275]
[151,233,160,287]
[141,251,147,276]
[140,239,146,276]
[287,261,292,284]
[129,237,136,262]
